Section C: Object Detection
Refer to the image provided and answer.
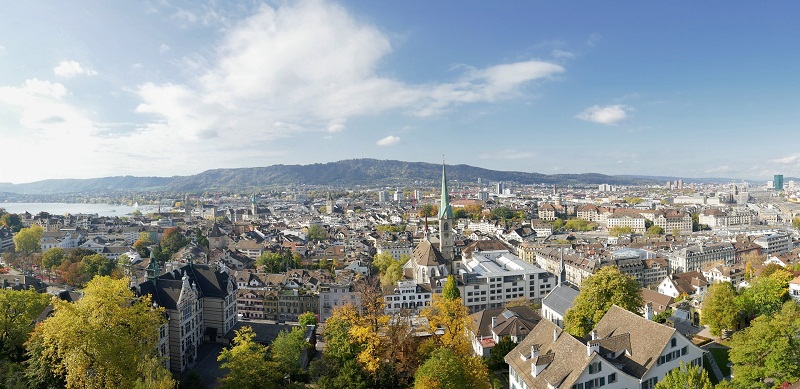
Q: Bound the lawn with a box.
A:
[709,347,731,377]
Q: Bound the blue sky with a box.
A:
[1,1,799,184]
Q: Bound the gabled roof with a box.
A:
[592,305,677,378]
[470,305,541,337]
[542,284,580,317]
[412,239,446,267]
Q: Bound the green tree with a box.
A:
[307,225,327,241]
[486,336,515,370]
[372,252,395,274]
[552,218,565,230]
[564,218,596,232]
[728,302,800,387]
[654,362,713,389]
[609,225,633,237]
[0,288,50,360]
[414,348,469,389]
[489,207,512,220]
[564,266,644,338]
[270,327,310,380]
[41,247,65,270]
[218,326,280,389]
[298,311,318,327]
[700,282,740,337]
[13,225,43,256]
[0,213,23,233]
[160,227,188,257]
[442,275,460,301]
[418,205,437,218]
[646,225,665,236]
[737,269,792,318]
[27,276,174,389]
[81,253,115,280]
[624,197,643,205]
[793,216,800,230]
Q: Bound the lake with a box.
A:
[0,203,139,217]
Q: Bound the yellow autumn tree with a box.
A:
[27,276,174,389]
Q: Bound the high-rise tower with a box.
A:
[438,161,454,263]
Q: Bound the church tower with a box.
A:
[438,161,454,264]
[326,192,334,215]
[251,193,258,218]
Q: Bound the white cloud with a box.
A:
[479,149,535,160]
[135,1,565,143]
[159,44,171,53]
[53,60,97,78]
[576,104,631,125]
[771,154,800,165]
[704,165,732,174]
[376,135,401,146]
[551,49,575,59]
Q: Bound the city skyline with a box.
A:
[2,1,799,184]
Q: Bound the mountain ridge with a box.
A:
[0,159,750,195]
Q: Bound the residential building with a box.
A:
[318,282,360,323]
[701,264,745,286]
[136,260,238,373]
[657,272,708,299]
[458,248,556,312]
[666,242,735,274]
[606,215,646,234]
[541,284,580,328]
[470,306,542,357]
[383,279,432,314]
[790,275,800,303]
[505,306,704,389]
[753,233,792,256]
[652,210,692,236]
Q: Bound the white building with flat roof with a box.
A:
[458,250,556,313]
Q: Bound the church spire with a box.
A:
[438,160,453,220]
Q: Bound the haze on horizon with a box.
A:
[1,1,799,184]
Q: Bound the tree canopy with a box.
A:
[0,288,50,360]
[27,276,174,389]
[442,275,460,301]
[728,301,800,387]
[654,362,713,389]
[609,225,633,237]
[218,326,280,389]
[564,266,644,338]
[700,282,740,337]
[13,225,43,256]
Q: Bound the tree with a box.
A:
[418,205,437,218]
[13,225,43,256]
[793,215,800,230]
[609,226,633,237]
[160,227,188,258]
[728,302,800,387]
[307,225,327,241]
[442,275,460,301]
[552,218,565,230]
[564,218,596,232]
[0,288,50,360]
[655,362,713,389]
[489,207,512,220]
[41,247,65,270]
[737,269,792,318]
[487,336,516,370]
[218,326,280,389]
[564,266,644,338]
[270,327,310,380]
[700,282,739,337]
[646,225,665,236]
[0,213,23,233]
[414,348,469,389]
[298,311,318,327]
[27,276,174,389]
[372,252,395,274]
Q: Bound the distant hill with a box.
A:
[0,159,674,195]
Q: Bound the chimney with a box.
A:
[590,330,599,340]
[645,302,654,321]
[553,328,559,342]
[531,345,540,358]
[587,340,599,357]
[491,316,497,329]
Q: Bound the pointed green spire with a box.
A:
[438,161,453,219]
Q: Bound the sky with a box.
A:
[1,1,800,184]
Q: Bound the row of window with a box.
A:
[571,373,616,389]
[657,346,688,365]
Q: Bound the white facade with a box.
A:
[666,243,735,274]
[458,250,556,312]
[383,280,432,314]
[606,215,646,234]
[753,233,792,256]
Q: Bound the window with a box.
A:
[589,362,602,374]
[681,346,687,356]
[607,373,616,383]
[671,338,677,348]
